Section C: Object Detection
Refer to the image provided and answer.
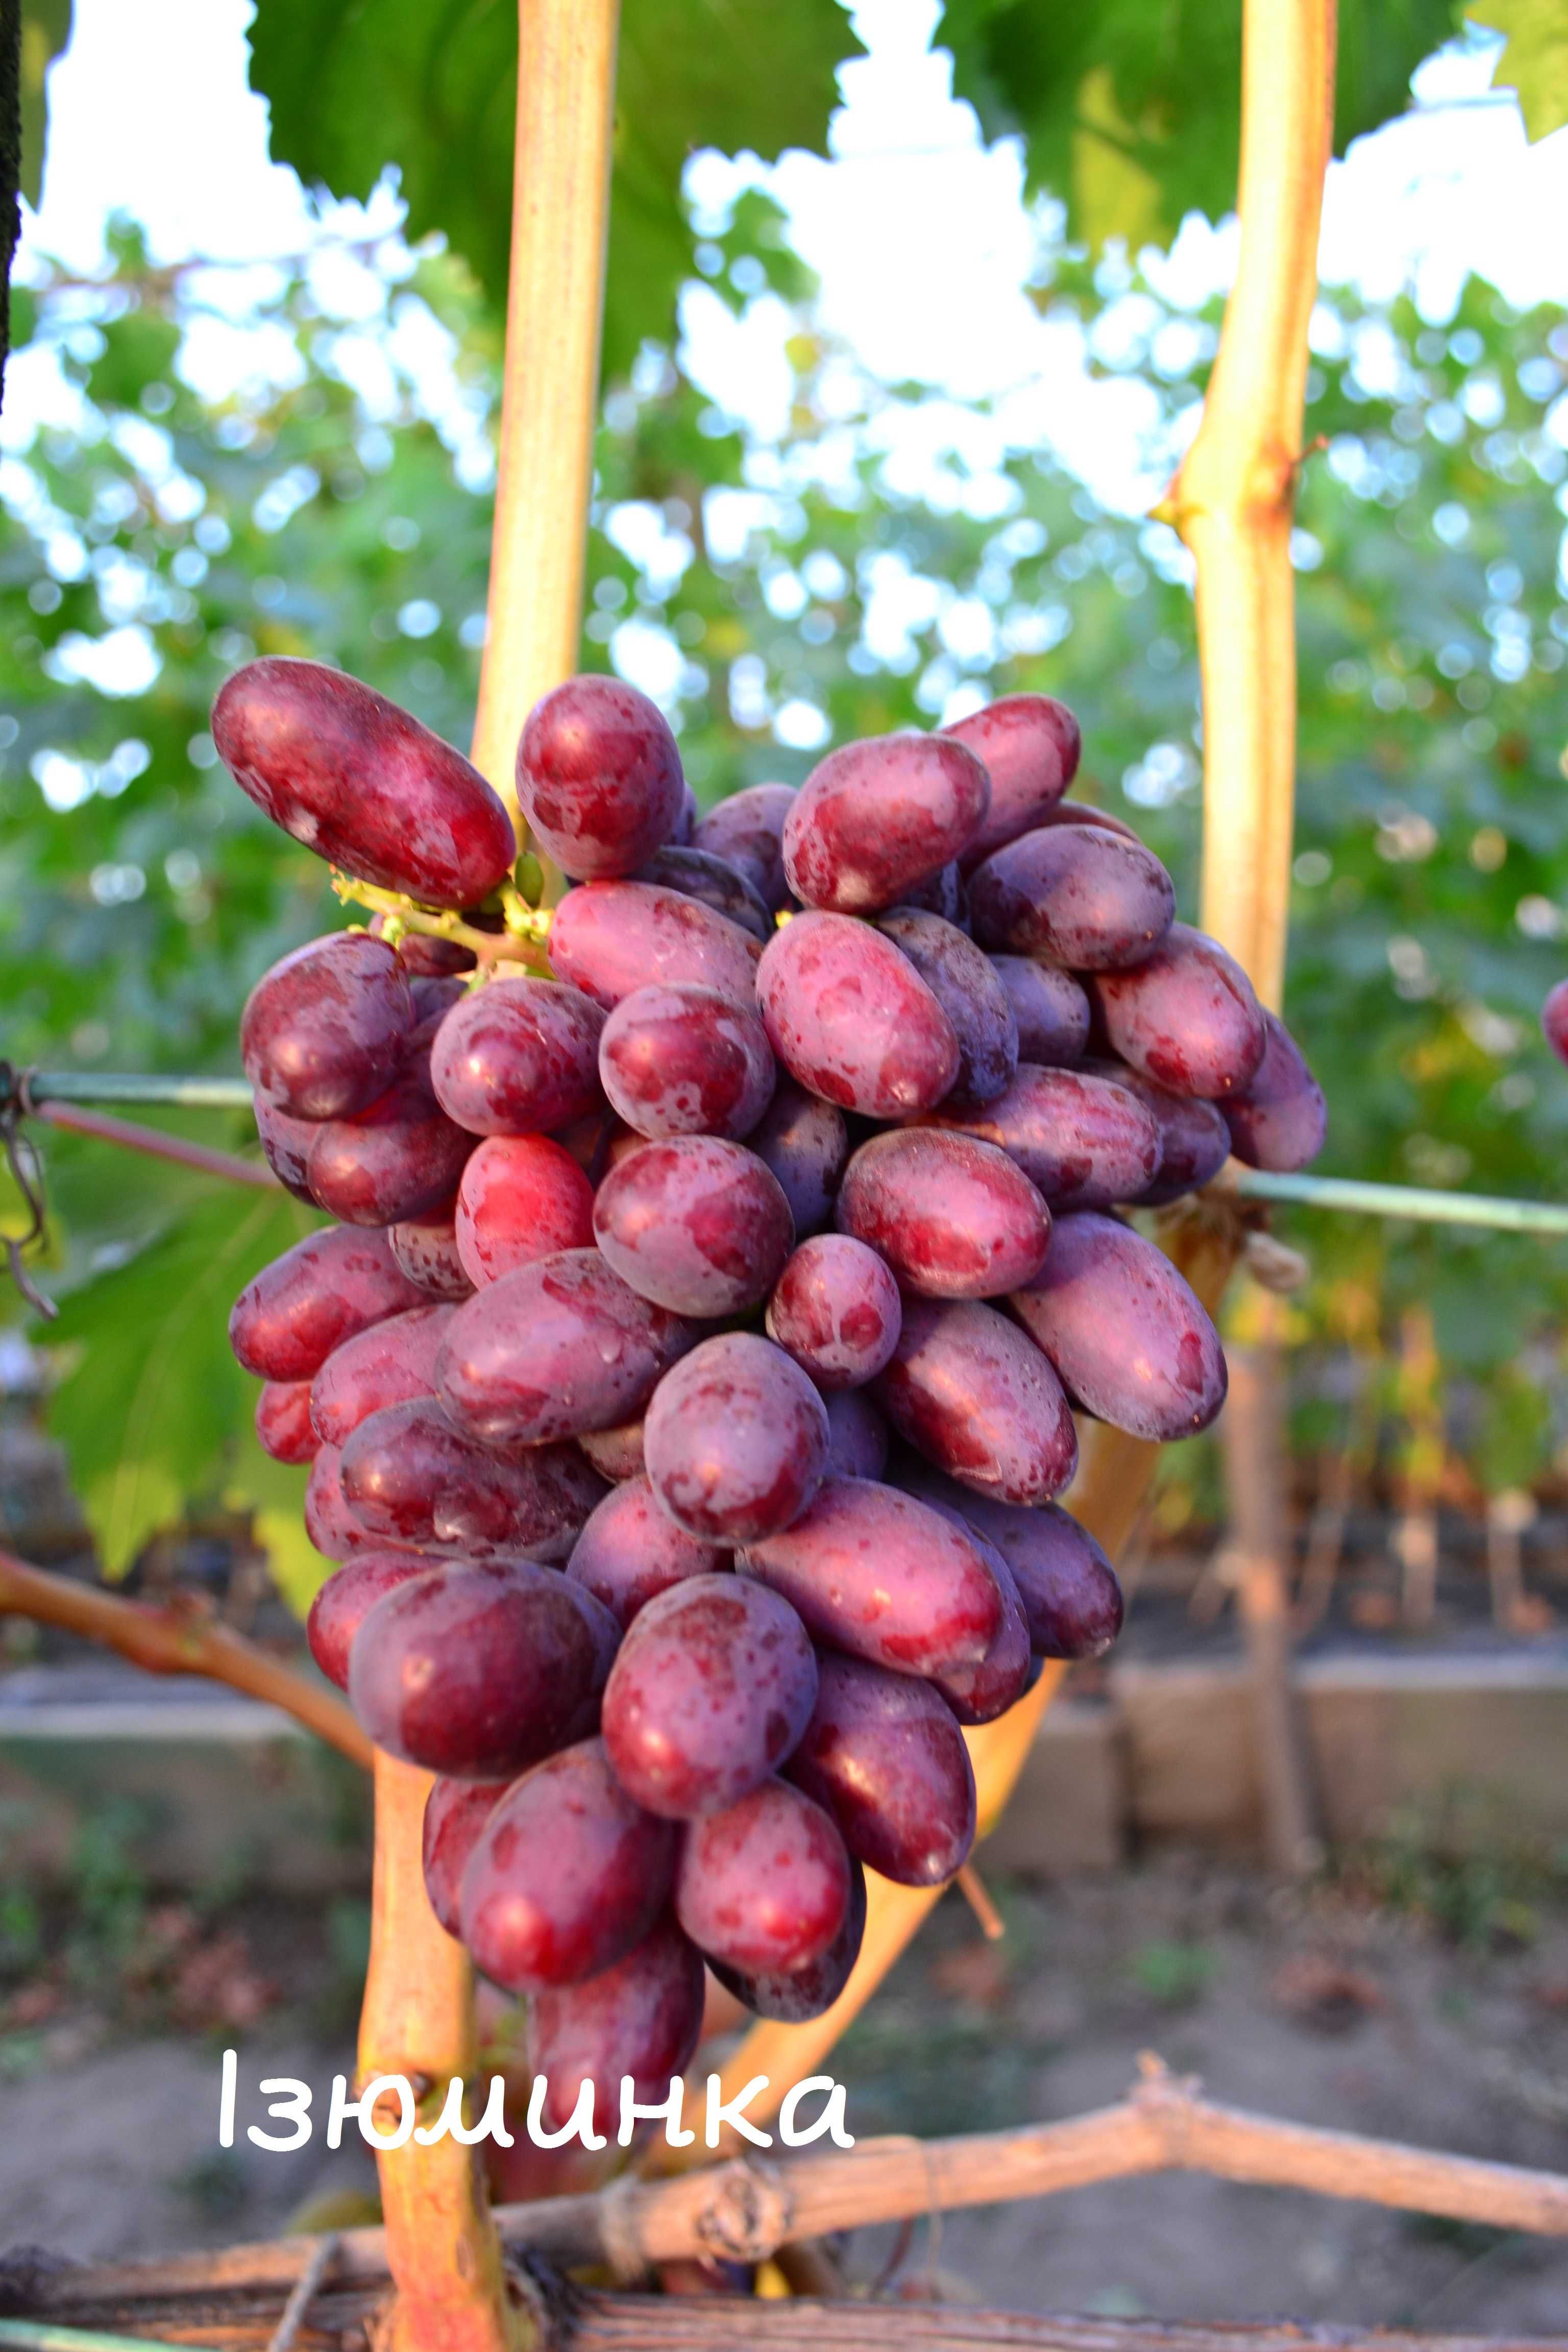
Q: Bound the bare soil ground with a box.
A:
[4,1850,1568,2331]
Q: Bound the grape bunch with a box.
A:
[219,654,1325,2124]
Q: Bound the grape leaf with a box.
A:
[1467,1,1568,140]
[246,0,863,378]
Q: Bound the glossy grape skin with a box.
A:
[547,881,762,1012]
[709,1856,866,2021]
[836,1129,1050,1298]
[929,1536,1032,1725]
[874,910,1018,1108]
[637,845,774,943]
[373,915,476,977]
[1075,1058,1231,1206]
[340,1398,607,1561]
[897,862,966,923]
[429,978,605,1138]
[1033,799,1138,841]
[1091,923,1268,1099]
[516,675,684,879]
[928,1064,1162,1212]
[740,1477,1003,1677]
[230,1226,426,1382]
[241,933,414,1121]
[255,1379,318,1464]
[309,1304,453,1448]
[693,783,797,913]
[873,1297,1077,1506]
[422,1776,509,1938]
[945,1487,1122,1659]
[765,1235,902,1389]
[821,1386,890,1481]
[942,693,1081,865]
[968,826,1175,970]
[1221,1011,1328,1171]
[577,1419,645,1481]
[1009,1210,1228,1441]
[644,1333,829,1545]
[349,1559,609,1777]
[307,1550,439,1689]
[748,1080,849,1236]
[212,658,516,909]
[594,1138,795,1317]
[435,1249,694,1448]
[599,984,776,1142]
[454,1136,595,1287]
[458,1741,679,1992]
[675,1779,851,1975]
[757,912,960,1119]
[526,1909,704,2135]
[568,1476,730,1630]
[989,957,1091,1067]
[786,1653,975,1885]
[305,1441,377,1560]
[253,1097,318,1200]
[305,1058,474,1228]
[387,1200,473,1300]
[602,1573,818,1819]
[782,734,990,915]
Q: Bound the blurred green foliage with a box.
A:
[5,179,1568,1587]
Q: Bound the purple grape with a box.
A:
[835,1129,1050,1297]
[305,1057,474,1228]
[942,693,1081,865]
[568,1476,731,1630]
[454,1136,595,1286]
[389,1202,474,1300]
[709,1856,866,2021]
[904,1473,1123,1659]
[339,1398,606,1561]
[348,1559,609,1777]
[407,972,470,1032]
[765,1234,902,1389]
[786,1653,975,1886]
[1076,1058,1231,1205]
[255,1378,317,1464]
[671,778,698,846]
[307,1550,437,1689]
[873,1297,1077,1506]
[1221,1010,1328,1171]
[602,1573,818,1818]
[241,932,414,1120]
[598,983,776,1141]
[675,1779,851,1974]
[644,1333,829,1544]
[516,674,684,879]
[896,862,966,923]
[526,1910,704,2135]
[593,1137,794,1317]
[821,1387,890,1481]
[740,1477,1003,1678]
[547,881,762,1011]
[748,1079,849,1236]
[928,1535,1032,1724]
[372,916,476,977]
[928,1063,1162,1211]
[874,910,1018,1108]
[422,1776,509,1937]
[212,658,516,909]
[458,1740,678,1991]
[636,845,774,943]
[1091,923,1268,1098]
[309,1304,453,1447]
[305,1441,372,1561]
[435,1249,694,1447]
[968,825,1175,970]
[577,1419,645,1481]
[253,1097,318,1200]
[782,734,991,914]
[1033,799,1139,841]
[429,978,605,1137]
[757,913,962,1119]
[693,783,797,912]
[1009,1210,1228,1441]
[989,956,1091,1066]
[230,1226,425,1382]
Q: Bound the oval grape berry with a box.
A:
[644,1332,829,1545]
[836,1128,1050,1297]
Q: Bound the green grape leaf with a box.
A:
[246,0,863,377]
[1467,1,1568,140]
[42,1186,320,1577]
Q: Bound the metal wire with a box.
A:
[20,1071,255,1110]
